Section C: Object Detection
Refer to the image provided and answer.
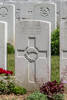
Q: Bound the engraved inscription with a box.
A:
[0,7,8,17]
[16,9,21,20]
[21,22,41,35]
[40,7,50,17]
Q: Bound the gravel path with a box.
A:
[0,92,31,100]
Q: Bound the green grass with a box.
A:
[51,56,60,82]
[7,54,15,75]
[7,54,60,82]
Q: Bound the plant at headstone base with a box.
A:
[51,28,59,55]
[0,68,27,95]
[13,86,27,95]
[26,91,48,100]
[0,68,13,76]
[0,80,7,94]
[53,93,64,100]
[0,80,27,95]
[40,80,64,100]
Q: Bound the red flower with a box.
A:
[0,68,13,75]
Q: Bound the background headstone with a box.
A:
[15,20,51,90]
[60,0,67,83]
[1,1,57,32]
[0,4,15,45]
[15,2,56,32]
[0,21,7,70]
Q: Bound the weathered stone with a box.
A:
[0,4,15,45]
[15,20,51,90]
[60,1,67,83]
[15,2,56,32]
[0,21,7,70]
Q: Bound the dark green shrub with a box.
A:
[26,92,48,100]
[7,81,15,93]
[7,43,15,54]
[53,94,64,100]
[13,86,27,95]
[0,80,7,94]
[0,80,27,95]
[51,28,59,55]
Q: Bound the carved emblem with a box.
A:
[0,7,8,17]
[25,48,38,63]
[40,7,50,17]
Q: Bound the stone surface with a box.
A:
[60,0,67,19]
[51,0,61,26]
[5,1,56,32]
[60,19,67,83]
[0,21,7,70]
[2,0,61,28]
[0,4,15,45]
[3,0,50,2]
[15,20,51,90]
[60,1,67,83]
[15,2,56,32]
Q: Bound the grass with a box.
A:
[7,54,60,82]
[7,54,15,75]
[51,56,60,82]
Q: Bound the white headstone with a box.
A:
[0,4,15,45]
[15,2,56,32]
[0,21,7,70]
[60,1,67,83]
[15,20,51,90]
[3,0,50,2]
[2,1,56,32]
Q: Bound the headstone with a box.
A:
[3,0,50,2]
[51,0,61,27]
[0,4,15,45]
[15,2,56,32]
[0,21,7,70]
[60,1,67,83]
[2,1,56,32]
[15,20,51,90]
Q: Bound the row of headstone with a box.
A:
[0,1,57,45]
[0,0,62,27]
[0,1,56,90]
[14,1,56,90]
[0,0,67,91]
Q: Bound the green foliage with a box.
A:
[0,80,7,94]
[51,28,59,55]
[26,92,48,100]
[53,94,64,100]
[7,43,15,54]
[13,86,27,95]
[0,80,27,95]
[7,81,15,93]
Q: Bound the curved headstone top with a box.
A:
[1,0,51,2]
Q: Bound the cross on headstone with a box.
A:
[17,37,47,82]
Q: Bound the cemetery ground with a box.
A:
[5,54,60,100]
